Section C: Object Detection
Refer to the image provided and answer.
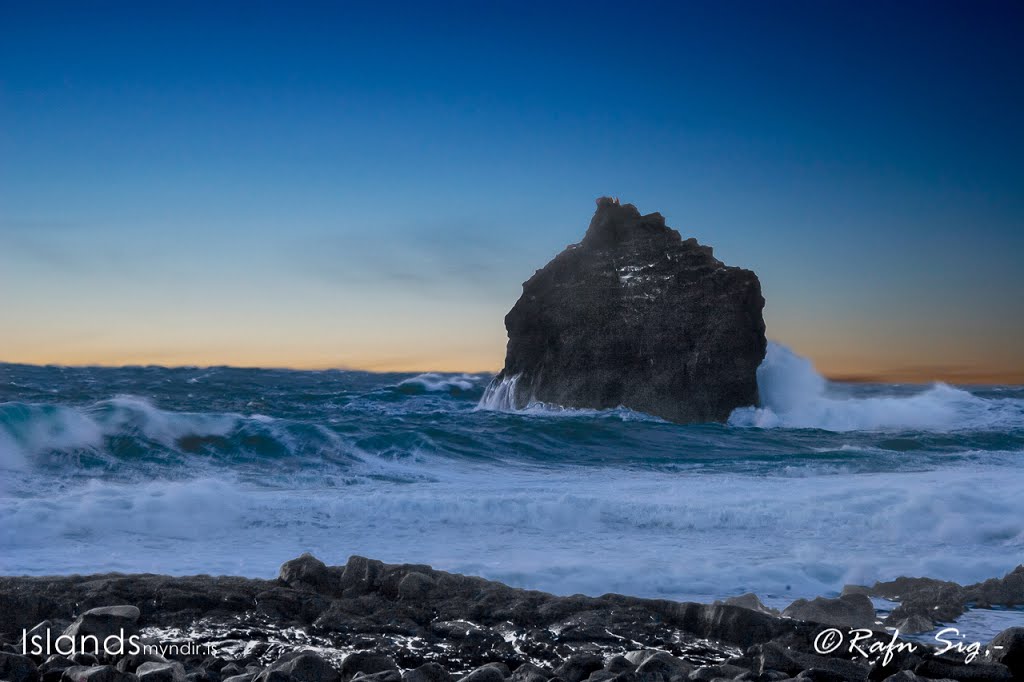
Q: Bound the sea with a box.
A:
[2,342,1022,637]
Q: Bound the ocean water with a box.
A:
[2,343,1023,620]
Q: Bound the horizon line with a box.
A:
[2,358,1021,387]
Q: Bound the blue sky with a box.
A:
[2,1,1022,380]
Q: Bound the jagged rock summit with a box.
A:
[486,197,766,424]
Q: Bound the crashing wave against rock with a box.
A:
[487,198,766,424]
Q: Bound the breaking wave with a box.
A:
[395,373,488,395]
[729,343,1024,432]
[476,374,658,421]
[1,359,1022,607]
[0,396,360,474]
[477,373,521,411]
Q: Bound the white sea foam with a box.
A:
[397,373,486,393]
[729,343,1024,432]
[95,396,239,446]
[476,374,660,421]
[0,402,104,468]
[2,358,1022,627]
[0,428,27,472]
[0,396,242,465]
[478,374,522,411]
[2,456,1022,606]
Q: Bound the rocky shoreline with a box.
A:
[1,555,1023,682]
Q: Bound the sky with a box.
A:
[1,1,1022,382]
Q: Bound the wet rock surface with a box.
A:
[0,555,1020,682]
[781,594,877,630]
[847,565,1024,634]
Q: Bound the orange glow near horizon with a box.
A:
[1,278,1020,384]
[1,336,1021,385]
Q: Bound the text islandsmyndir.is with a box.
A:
[22,629,215,658]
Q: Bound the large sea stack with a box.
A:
[486,197,767,423]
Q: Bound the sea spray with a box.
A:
[728,342,1024,432]
[478,373,522,411]
[1,350,1022,613]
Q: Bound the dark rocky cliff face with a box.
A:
[487,197,766,424]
